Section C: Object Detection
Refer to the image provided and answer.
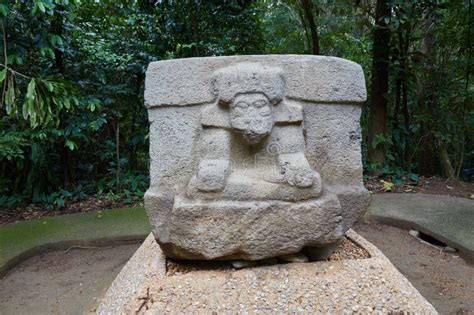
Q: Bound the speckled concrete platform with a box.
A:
[97,230,437,314]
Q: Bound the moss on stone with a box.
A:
[0,207,150,277]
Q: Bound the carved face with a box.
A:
[229,93,273,144]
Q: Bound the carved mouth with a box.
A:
[241,131,269,144]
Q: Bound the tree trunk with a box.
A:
[61,141,73,189]
[394,76,401,128]
[418,2,447,177]
[52,5,65,74]
[391,30,402,163]
[300,0,320,55]
[402,74,410,171]
[456,0,472,178]
[367,0,391,173]
[295,6,311,52]
[127,75,144,170]
[116,119,121,193]
[400,25,411,171]
[52,5,74,189]
[438,141,455,179]
[191,2,200,56]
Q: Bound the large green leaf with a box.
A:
[0,68,6,83]
[26,79,36,101]
[5,81,15,114]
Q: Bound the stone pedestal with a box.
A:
[97,230,438,314]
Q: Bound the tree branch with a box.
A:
[1,21,7,67]
[0,64,31,79]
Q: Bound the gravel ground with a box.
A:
[166,237,370,276]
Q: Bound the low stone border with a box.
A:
[367,193,474,264]
[0,207,150,277]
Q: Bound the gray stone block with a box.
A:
[144,55,369,260]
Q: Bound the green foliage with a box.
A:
[1,0,472,210]
[0,0,265,208]
[0,130,25,161]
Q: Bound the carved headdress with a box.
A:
[213,63,285,106]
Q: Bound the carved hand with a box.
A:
[195,159,229,192]
[283,166,321,188]
[278,152,322,189]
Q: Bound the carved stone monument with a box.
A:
[97,56,438,314]
[144,55,370,261]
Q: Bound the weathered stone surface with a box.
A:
[96,234,166,315]
[145,55,369,260]
[144,55,367,107]
[161,193,343,260]
[97,230,438,314]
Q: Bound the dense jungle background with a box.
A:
[0,0,472,210]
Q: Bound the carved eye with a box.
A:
[235,101,249,109]
[253,100,267,108]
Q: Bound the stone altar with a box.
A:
[144,55,370,261]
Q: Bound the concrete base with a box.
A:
[97,230,437,314]
[367,193,474,264]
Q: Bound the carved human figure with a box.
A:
[192,63,322,196]
[143,56,370,262]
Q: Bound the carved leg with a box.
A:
[195,127,231,192]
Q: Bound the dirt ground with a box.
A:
[365,176,474,199]
[0,243,140,315]
[354,222,474,315]
[0,222,473,314]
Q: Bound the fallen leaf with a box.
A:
[381,180,394,192]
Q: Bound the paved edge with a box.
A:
[0,207,150,278]
[366,194,474,264]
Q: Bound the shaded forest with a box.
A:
[0,0,472,208]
